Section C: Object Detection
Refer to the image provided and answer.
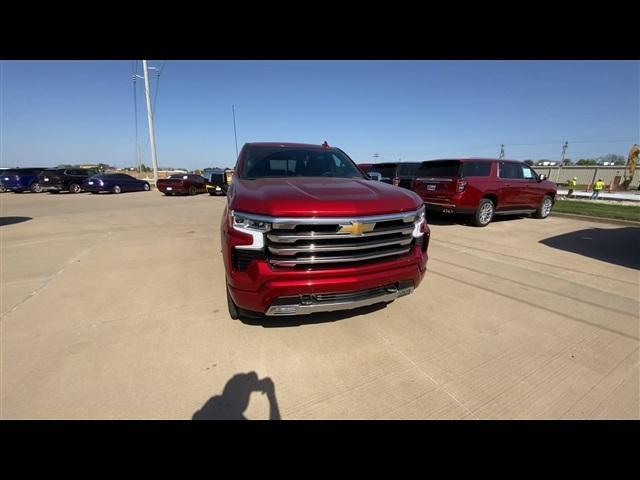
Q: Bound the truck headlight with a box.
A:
[412,205,426,238]
[231,210,271,250]
[232,211,271,232]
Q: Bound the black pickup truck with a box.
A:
[38,168,95,193]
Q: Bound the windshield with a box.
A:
[417,160,462,177]
[240,146,365,179]
[1,170,19,176]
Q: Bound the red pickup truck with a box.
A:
[221,142,430,319]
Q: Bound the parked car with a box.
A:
[82,173,150,194]
[412,158,557,227]
[356,163,382,181]
[0,168,47,193]
[356,162,421,189]
[222,142,430,320]
[38,168,95,193]
[157,174,208,196]
[202,169,230,195]
[396,162,422,190]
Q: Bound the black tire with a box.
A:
[472,198,495,227]
[164,192,172,196]
[112,185,122,194]
[30,182,43,193]
[533,195,554,219]
[227,284,239,320]
[69,183,81,194]
[209,191,217,196]
[189,185,197,196]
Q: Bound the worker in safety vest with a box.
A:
[567,177,577,198]
[591,179,605,200]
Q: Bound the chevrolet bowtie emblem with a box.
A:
[338,221,376,235]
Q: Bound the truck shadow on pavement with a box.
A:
[238,302,388,328]
[0,216,32,226]
[192,372,281,420]
[539,227,640,270]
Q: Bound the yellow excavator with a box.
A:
[622,144,639,190]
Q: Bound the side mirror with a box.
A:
[538,174,547,181]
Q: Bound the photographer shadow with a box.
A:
[192,371,281,420]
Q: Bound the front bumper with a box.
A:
[266,280,414,316]
[227,245,427,315]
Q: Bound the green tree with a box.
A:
[576,159,598,166]
[562,158,573,166]
[524,160,534,166]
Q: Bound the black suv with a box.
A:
[38,168,95,193]
[363,162,421,190]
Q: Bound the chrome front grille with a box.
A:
[266,210,418,268]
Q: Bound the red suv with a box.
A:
[412,158,557,227]
[221,142,430,319]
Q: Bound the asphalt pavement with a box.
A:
[1,191,638,419]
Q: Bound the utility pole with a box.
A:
[142,60,159,184]
[499,144,505,159]
[232,105,239,160]
[132,68,142,175]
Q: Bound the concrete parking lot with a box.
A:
[1,191,638,419]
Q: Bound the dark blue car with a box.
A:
[1,168,47,193]
[82,173,151,194]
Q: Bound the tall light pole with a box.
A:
[232,105,239,160]
[557,141,568,183]
[142,60,159,184]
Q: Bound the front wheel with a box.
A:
[533,195,554,219]
[30,182,43,193]
[143,183,150,191]
[69,183,81,194]
[188,185,197,196]
[112,185,122,194]
[472,199,495,227]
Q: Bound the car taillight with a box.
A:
[393,176,400,186]
[456,179,467,192]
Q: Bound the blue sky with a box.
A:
[1,60,638,169]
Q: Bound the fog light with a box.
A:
[270,305,298,315]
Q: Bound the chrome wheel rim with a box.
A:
[479,203,493,224]
[542,198,552,217]
[114,186,121,194]
[32,183,42,193]
[71,185,80,193]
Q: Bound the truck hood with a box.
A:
[229,177,423,217]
